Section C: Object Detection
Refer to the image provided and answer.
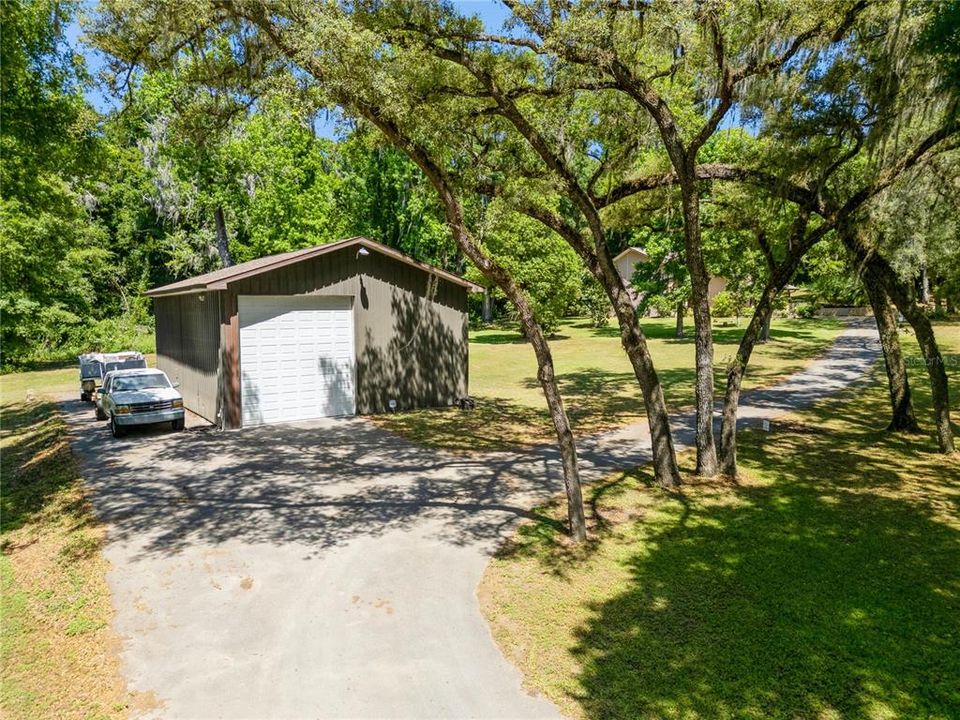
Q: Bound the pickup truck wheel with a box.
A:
[171,418,185,431]
[110,415,126,438]
[80,392,89,402]
[95,405,106,421]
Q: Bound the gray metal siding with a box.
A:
[154,293,221,422]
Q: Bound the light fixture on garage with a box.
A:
[356,246,370,258]
[198,293,206,302]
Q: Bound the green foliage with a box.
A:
[334,129,454,269]
[0,0,117,368]
[467,201,582,335]
[803,239,866,306]
[648,295,679,319]
[795,303,819,319]
[920,0,960,93]
[710,290,738,319]
[579,275,611,328]
[871,157,960,312]
[226,96,343,260]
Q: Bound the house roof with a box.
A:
[145,236,483,297]
[613,246,649,264]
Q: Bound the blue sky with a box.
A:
[68,0,514,136]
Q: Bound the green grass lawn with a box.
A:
[376,316,843,451]
[1,381,129,717]
[480,321,960,720]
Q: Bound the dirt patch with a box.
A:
[127,689,166,715]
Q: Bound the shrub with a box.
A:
[1,313,156,370]
[579,277,611,327]
[648,295,677,319]
[711,290,737,318]
[795,302,818,319]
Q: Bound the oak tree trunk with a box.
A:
[719,289,777,476]
[854,247,954,453]
[863,271,920,432]
[592,250,682,488]
[884,277,955,453]
[718,242,808,476]
[679,181,718,477]
[461,240,587,540]
[373,122,589,539]
[675,301,685,338]
[523,312,588,541]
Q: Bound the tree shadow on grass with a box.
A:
[522,366,703,418]
[518,369,647,431]
[470,332,530,345]
[471,332,570,345]
[572,318,840,344]
[568,430,960,720]
[374,396,555,451]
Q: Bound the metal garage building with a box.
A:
[146,237,479,429]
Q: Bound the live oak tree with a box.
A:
[585,0,959,467]
[353,1,689,486]
[466,0,874,477]
[720,0,960,456]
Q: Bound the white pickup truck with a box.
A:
[95,368,185,438]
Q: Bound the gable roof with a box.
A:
[613,247,650,264]
[145,236,482,297]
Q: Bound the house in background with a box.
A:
[146,237,481,429]
[613,246,729,311]
[613,246,650,285]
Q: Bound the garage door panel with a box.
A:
[239,296,355,426]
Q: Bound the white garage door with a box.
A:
[239,295,355,426]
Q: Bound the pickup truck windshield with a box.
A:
[112,374,171,392]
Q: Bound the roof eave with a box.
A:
[143,285,213,298]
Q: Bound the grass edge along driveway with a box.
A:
[1,374,130,719]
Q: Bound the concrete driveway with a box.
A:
[63,320,879,719]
